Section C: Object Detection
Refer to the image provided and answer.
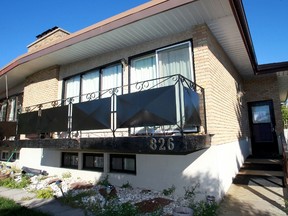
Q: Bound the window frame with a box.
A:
[0,94,22,122]
[129,40,195,88]
[1,151,9,161]
[61,152,79,169]
[83,153,104,171]
[110,154,136,174]
[62,62,123,103]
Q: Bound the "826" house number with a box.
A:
[149,137,175,151]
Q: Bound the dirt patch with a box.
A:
[135,197,172,213]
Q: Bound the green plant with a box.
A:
[97,202,139,216]
[60,190,97,209]
[162,185,175,196]
[282,105,288,128]
[0,175,30,189]
[61,171,71,179]
[121,181,133,189]
[36,188,54,199]
[189,200,218,216]
[97,175,111,187]
[183,183,199,200]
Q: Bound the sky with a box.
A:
[243,0,288,65]
[0,0,287,69]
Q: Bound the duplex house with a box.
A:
[0,0,287,199]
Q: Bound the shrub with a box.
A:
[36,188,54,199]
[61,172,71,179]
[97,175,111,187]
[121,181,133,189]
[97,202,139,216]
[0,175,30,189]
[162,185,176,196]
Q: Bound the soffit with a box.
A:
[0,0,253,95]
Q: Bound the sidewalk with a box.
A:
[0,187,85,216]
[218,176,288,216]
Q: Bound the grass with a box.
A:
[0,196,51,216]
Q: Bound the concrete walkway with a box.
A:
[0,187,85,216]
[218,176,288,216]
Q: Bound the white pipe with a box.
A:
[5,75,8,99]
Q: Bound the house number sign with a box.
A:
[149,137,175,151]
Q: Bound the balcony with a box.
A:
[1,74,210,154]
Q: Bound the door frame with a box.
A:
[247,100,279,157]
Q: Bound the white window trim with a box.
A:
[156,41,194,82]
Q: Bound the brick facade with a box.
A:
[23,66,60,109]
[22,24,282,146]
[193,25,247,145]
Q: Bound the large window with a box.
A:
[0,95,22,122]
[64,64,122,102]
[101,64,122,98]
[81,69,100,102]
[130,54,157,92]
[130,41,194,134]
[61,152,78,169]
[110,154,136,174]
[156,42,193,80]
[83,153,104,171]
[130,41,194,89]
[64,75,80,104]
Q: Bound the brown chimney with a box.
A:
[27,26,70,52]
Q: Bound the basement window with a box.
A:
[61,152,78,169]
[1,151,9,161]
[110,154,136,174]
[83,153,104,171]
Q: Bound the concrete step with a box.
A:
[244,158,282,165]
[238,169,284,177]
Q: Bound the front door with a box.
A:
[248,100,278,156]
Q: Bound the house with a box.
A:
[0,0,287,200]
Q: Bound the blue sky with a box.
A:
[243,0,288,65]
[0,0,287,69]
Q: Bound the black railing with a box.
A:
[17,74,206,139]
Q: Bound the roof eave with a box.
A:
[0,0,198,78]
[230,0,288,75]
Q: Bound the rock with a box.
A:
[48,178,62,185]
[70,182,93,190]
[99,185,118,200]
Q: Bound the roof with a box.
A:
[0,0,287,101]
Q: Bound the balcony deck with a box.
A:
[0,75,210,155]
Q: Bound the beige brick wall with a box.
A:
[243,74,283,134]
[193,25,248,145]
[23,66,60,110]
